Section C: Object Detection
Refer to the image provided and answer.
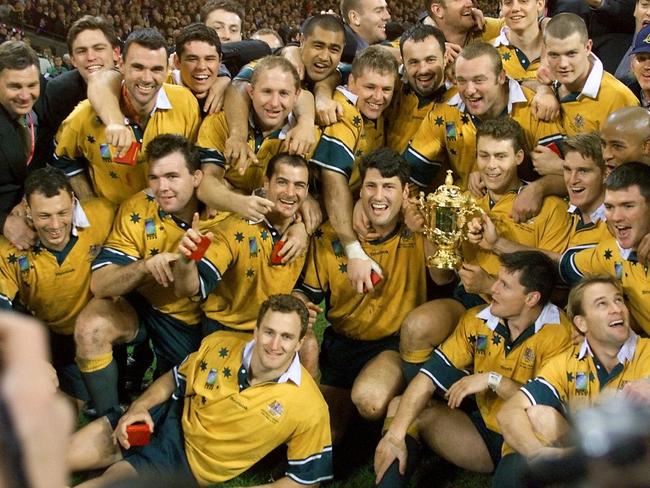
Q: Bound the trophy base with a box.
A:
[426,249,462,270]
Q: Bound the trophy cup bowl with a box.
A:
[417,170,483,269]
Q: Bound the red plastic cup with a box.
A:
[126,423,151,446]
[363,270,382,292]
[188,235,211,261]
[271,240,285,265]
[113,141,140,166]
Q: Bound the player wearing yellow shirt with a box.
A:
[374,251,572,486]
[423,1,503,49]
[404,42,564,191]
[495,277,650,488]
[311,46,399,299]
[72,135,214,416]
[173,153,311,337]
[66,295,333,487]
[294,148,453,441]
[401,118,571,381]
[385,24,455,154]
[491,0,545,85]
[559,163,650,335]
[600,107,650,172]
[53,29,200,205]
[0,167,113,401]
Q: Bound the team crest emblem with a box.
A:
[575,372,588,392]
[144,219,157,240]
[331,239,344,258]
[267,401,284,418]
[88,244,102,261]
[614,262,623,280]
[574,114,585,129]
[249,237,258,257]
[445,122,457,140]
[18,256,29,272]
[205,368,218,390]
[521,347,536,368]
[99,143,112,162]
[476,335,488,352]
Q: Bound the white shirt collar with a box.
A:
[122,84,173,124]
[578,330,639,363]
[476,302,561,333]
[567,202,607,223]
[71,199,90,236]
[247,111,296,139]
[493,26,510,47]
[616,241,636,261]
[337,85,358,105]
[242,339,302,385]
[448,77,527,114]
[577,52,604,100]
[171,69,184,87]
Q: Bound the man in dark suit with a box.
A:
[0,40,41,250]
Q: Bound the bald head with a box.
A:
[600,107,650,171]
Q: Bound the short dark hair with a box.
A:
[251,55,300,91]
[561,132,605,171]
[123,28,167,61]
[0,41,39,73]
[24,166,73,202]
[176,23,222,58]
[67,15,119,53]
[257,294,309,339]
[200,0,245,28]
[340,0,363,24]
[351,45,399,80]
[253,29,284,47]
[567,275,622,322]
[476,117,526,154]
[544,12,589,44]
[302,13,345,39]
[360,147,410,186]
[265,153,309,179]
[499,251,558,306]
[457,42,503,78]
[145,134,201,173]
[399,23,446,58]
[605,162,650,203]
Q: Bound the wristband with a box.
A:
[344,240,369,260]
[488,372,502,392]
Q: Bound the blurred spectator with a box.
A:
[45,53,67,78]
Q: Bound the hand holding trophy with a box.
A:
[418,170,483,269]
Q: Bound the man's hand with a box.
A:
[297,194,322,235]
[532,145,563,176]
[203,76,230,114]
[177,212,215,259]
[470,7,485,30]
[352,199,380,241]
[235,194,275,221]
[113,406,155,450]
[144,252,179,287]
[3,213,36,250]
[468,171,486,198]
[622,379,650,406]
[278,222,308,264]
[458,263,494,295]
[281,120,317,157]
[511,183,543,223]
[374,433,408,484]
[347,258,379,293]
[445,373,489,409]
[531,82,560,122]
[467,213,498,251]
[444,42,462,64]
[315,96,343,126]
[403,197,426,233]
[105,123,134,158]
[224,135,258,175]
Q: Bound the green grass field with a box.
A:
[73,311,492,487]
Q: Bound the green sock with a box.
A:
[82,359,119,416]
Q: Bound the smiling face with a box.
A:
[360,168,407,232]
[401,36,446,97]
[70,28,120,80]
[601,119,650,171]
[573,282,630,349]
[604,185,650,250]
[433,0,477,31]
[500,0,544,33]
[563,151,605,216]
[348,68,395,120]
[176,40,220,97]
[544,32,593,93]
[147,151,202,216]
[455,54,507,119]
[252,309,304,378]
[476,135,523,196]
[204,8,242,43]
[121,43,168,114]
[353,0,391,44]
[0,65,39,118]
[490,267,529,321]
[635,0,650,32]
[300,26,345,82]
[632,51,650,94]
[247,66,300,133]
[263,162,309,220]
[26,190,73,252]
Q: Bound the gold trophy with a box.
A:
[418,170,483,269]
